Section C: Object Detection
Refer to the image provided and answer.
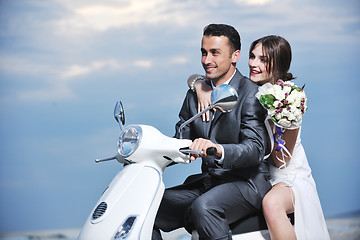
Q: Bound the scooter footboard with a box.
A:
[230,212,294,234]
[192,213,294,240]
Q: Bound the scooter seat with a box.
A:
[230,213,294,234]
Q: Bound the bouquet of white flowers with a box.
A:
[255,79,307,129]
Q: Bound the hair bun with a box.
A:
[285,72,295,81]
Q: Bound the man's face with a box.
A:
[201,35,238,85]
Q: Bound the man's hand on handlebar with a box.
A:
[189,138,222,161]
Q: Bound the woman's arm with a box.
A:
[187,74,212,121]
[268,120,299,168]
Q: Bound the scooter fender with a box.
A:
[78,163,164,240]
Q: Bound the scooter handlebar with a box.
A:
[179,147,217,156]
[206,147,217,156]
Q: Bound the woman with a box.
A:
[187,35,330,240]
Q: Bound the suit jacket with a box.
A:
[174,69,271,209]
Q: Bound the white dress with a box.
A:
[266,122,330,240]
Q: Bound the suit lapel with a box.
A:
[208,69,243,137]
[210,109,222,128]
[203,119,211,138]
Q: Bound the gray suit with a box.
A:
[153,70,271,240]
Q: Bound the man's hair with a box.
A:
[203,24,241,52]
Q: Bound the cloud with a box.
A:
[17,82,75,102]
[133,60,152,69]
[0,56,52,76]
[0,55,188,102]
[0,57,79,102]
[170,57,188,64]
[62,65,92,79]
[60,56,189,78]
[237,0,273,5]
[61,59,122,78]
[49,0,359,47]
[1,0,358,104]
[53,0,200,35]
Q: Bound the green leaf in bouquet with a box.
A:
[291,85,303,92]
[270,115,278,124]
[259,94,275,108]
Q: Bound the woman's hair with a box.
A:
[249,35,295,81]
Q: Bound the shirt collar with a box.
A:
[210,69,236,89]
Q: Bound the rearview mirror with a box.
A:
[114,101,125,130]
[179,84,238,132]
[211,84,238,112]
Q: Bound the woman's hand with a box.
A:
[187,74,213,121]
[195,81,212,121]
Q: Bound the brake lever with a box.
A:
[179,147,204,155]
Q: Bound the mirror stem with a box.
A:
[179,105,213,133]
[95,156,117,163]
[118,122,124,132]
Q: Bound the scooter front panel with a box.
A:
[78,164,164,240]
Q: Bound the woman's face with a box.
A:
[248,43,273,85]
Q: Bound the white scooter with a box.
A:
[78,85,276,240]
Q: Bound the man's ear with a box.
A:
[232,50,241,63]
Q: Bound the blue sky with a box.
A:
[0,0,359,232]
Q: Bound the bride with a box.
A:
[187,35,330,240]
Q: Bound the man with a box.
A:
[153,24,271,240]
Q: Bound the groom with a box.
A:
[152,24,271,239]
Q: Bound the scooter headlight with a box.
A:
[117,125,142,158]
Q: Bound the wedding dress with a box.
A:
[266,121,330,239]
